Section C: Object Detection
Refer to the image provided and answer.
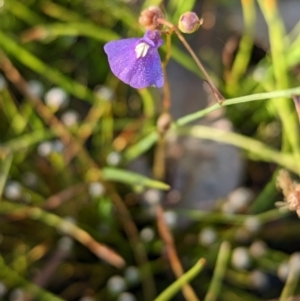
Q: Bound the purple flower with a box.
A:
[104,30,164,89]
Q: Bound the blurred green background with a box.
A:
[1,0,300,300]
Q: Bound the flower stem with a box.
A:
[162,33,172,111]
[158,18,225,104]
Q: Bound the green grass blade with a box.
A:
[0,151,13,199]
[176,125,297,174]
[2,130,55,153]
[154,259,206,301]
[102,167,170,190]
[258,0,300,171]
[203,242,231,301]
[22,22,119,43]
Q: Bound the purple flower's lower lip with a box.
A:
[104,30,164,89]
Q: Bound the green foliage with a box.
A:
[1,0,300,301]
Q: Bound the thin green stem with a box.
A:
[174,207,290,225]
[157,18,224,103]
[124,85,300,163]
[0,151,13,199]
[154,259,206,301]
[203,242,231,301]
[176,125,297,174]
[279,254,300,301]
[175,86,300,127]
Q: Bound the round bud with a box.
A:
[178,12,203,34]
[139,6,164,31]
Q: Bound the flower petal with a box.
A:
[104,31,164,89]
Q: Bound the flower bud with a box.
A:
[178,12,203,34]
[139,6,164,31]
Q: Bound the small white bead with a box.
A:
[143,189,161,206]
[253,66,267,82]
[124,266,140,284]
[249,240,267,258]
[140,227,155,243]
[107,276,127,295]
[44,87,69,110]
[163,211,178,229]
[4,181,22,201]
[228,187,254,212]
[231,247,251,270]
[117,292,136,301]
[61,110,80,127]
[37,141,53,157]
[94,85,114,101]
[244,217,261,232]
[27,80,44,98]
[199,227,217,247]
[106,152,121,166]
[88,182,105,198]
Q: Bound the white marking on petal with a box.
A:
[135,43,150,58]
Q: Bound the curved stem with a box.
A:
[158,18,225,104]
[154,258,206,301]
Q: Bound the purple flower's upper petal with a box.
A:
[142,30,164,48]
[104,31,164,89]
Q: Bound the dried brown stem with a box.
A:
[157,205,200,301]
[43,183,87,210]
[162,33,172,111]
[109,186,157,301]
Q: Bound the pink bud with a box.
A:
[139,6,164,31]
[178,12,203,34]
